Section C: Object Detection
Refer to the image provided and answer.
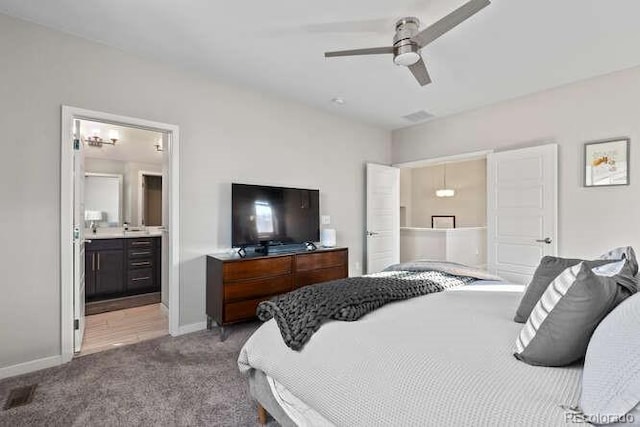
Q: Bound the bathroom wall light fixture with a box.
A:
[154,137,164,152]
[85,129,119,147]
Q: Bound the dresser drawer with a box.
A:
[223,257,292,281]
[296,250,347,272]
[128,268,154,290]
[295,265,348,288]
[224,298,267,323]
[224,275,293,302]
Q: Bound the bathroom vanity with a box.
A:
[85,232,162,302]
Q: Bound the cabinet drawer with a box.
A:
[296,250,347,272]
[128,258,154,270]
[86,238,124,251]
[224,275,293,302]
[223,257,292,281]
[295,265,348,288]
[127,238,155,249]
[128,268,154,290]
[128,248,154,259]
[224,298,267,323]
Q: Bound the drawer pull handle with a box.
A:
[131,276,151,281]
[131,242,151,246]
[131,262,151,267]
[131,251,151,256]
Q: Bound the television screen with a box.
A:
[232,184,320,247]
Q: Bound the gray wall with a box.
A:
[393,65,640,259]
[0,14,390,369]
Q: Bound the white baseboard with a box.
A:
[175,321,208,336]
[0,355,63,380]
[159,303,169,314]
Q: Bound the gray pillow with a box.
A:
[599,246,639,294]
[514,260,629,367]
[513,257,614,323]
[580,293,640,425]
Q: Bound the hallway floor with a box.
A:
[79,303,168,356]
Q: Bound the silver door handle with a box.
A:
[536,238,552,244]
[367,231,379,237]
[84,239,92,244]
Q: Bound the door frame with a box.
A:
[60,106,180,363]
[392,150,494,169]
[138,170,163,226]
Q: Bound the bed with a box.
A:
[238,277,584,426]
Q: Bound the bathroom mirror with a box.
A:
[84,173,124,227]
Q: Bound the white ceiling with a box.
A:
[80,120,163,164]
[3,0,640,129]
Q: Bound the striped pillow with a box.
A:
[514,261,628,367]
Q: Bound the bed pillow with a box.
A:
[599,246,639,294]
[513,257,614,323]
[514,246,638,323]
[580,293,640,425]
[514,260,628,367]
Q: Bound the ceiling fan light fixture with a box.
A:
[394,51,421,67]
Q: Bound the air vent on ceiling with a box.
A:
[402,110,434,123]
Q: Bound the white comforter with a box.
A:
[238,284,583,426]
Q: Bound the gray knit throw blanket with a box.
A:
[257,270,473,351]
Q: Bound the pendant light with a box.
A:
[435,164,455,198]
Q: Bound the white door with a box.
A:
[73,119,86,352]
[487,144,558,285]
[160,133,169,310]
[366,163,400,274]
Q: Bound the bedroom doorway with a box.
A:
[393,145,558,285]
[61,106,180,363]
[397,156,488,269]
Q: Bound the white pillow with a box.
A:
[580,292,640,425]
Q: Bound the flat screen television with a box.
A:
[232,183,320,247]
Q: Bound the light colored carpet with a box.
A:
[0,322,274,426]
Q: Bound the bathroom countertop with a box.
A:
[85,229,164,240]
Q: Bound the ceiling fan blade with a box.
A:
[325,47,394,58]
[411,0,491,48]
[408,58,432,86]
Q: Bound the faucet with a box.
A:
[90,221,98,234]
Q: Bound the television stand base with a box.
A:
[263,243,308,255]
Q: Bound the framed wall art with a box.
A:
[584,138,630,187]
[432,215,456,229]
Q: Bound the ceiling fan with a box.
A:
[324,0,491,86]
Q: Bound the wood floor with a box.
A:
[78,303,168,356]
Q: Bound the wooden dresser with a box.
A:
[206,248,348,334]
